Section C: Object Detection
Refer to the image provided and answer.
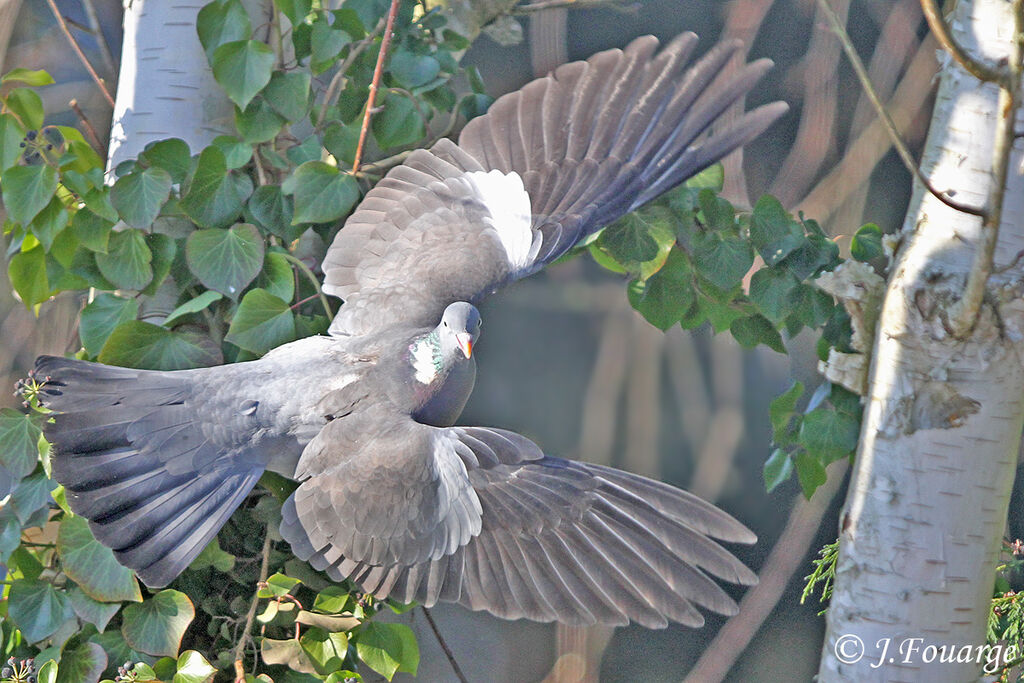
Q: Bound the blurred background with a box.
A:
[0,0,933,680]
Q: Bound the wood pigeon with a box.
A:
[34,33,787,628]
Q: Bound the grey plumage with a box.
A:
[38,34,786,628]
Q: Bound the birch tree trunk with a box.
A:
[819,0,1024,679]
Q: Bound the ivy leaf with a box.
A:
[235,97,287,144]
[121,590,195,658]
[300,628,349,675]
[310,16,351,71]
[357,622,418,681]
[142,232,176,297]
[799,407,860,464]
[389,50,441,88]
[626,249,694,331]
[264,71,311,122]
[68,585,122,631]
[691,231,754,290]
[851,222,883,262]
[10,470,56,525]
[226,289,296,354]
[210,136,253,169]
[172,650,217,683]
[322,120,360,166]
[749,268,800,325]
[8,245,51,306]
[3,164,58,225]
[246,185,294,240]
[763,448,794,493]
[273,0,313,25]
[57,515,142,603]
[7,578,74,643]
[180,147,253,229]
[111,167,173,228]
[99,321,223,370]
[0,408,41,481]
[187,538,235,573]
[164,290,224,327]
[257,252,295,302]
[185,223,264,297]
[79,293,139,356]
[197,0,252,60]
[29,197,68,251]
[1,68,55,86]
[598,213,660,267]
[793,449,827,499]
[729,314,785,353]
[56,639,107,683]
[372,94,424,150]
[260,638,317,674]
[288,162,359,224]
[139,138,192,184]
[258,573,302,599]
[769,382,804,443]
[212,40,275,109]
[95,229,153,291]
[311,586,352,614]
[0,113,26,171]
[5,88,44,129]
[749,194,804,266]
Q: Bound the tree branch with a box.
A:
[920,0,1008,85]
[352,0,401,173]
[233,532,272,683]
[422,607,469,683]
[43,0,115,108]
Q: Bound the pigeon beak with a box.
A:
[456,333,473,359]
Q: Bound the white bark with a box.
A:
[819,0,1024,680]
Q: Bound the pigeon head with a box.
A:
[438,301,481,359]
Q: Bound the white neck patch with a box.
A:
[411,336,438,384]
[464,170,536,271]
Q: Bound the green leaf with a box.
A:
[626,249,693,331]
[799,407,860,464]
[780,232,839,281]
[273,0,312,25]
[0,509,22,561]
[691,231,753,290]
[3,163,58,224]
[246,185,294,239]
[5,88,44,129]
[310,17,351,70]
[793,449,827,499]
[729,314,785,353]
[356,622,419,681]
[0,113,27,171]
[197,0,252,60]
[141,232,176,297]
[121,590,195,658]
[95,228,153,291]
[264,71,311,122]
[769,382,804,441]
[288,162,359,224]
[2,68,55,86]
[37,660,57,683]
[57,515,142,603]
[99,321,223,370]
[139,138,192,184]
[684,163,724,192]
[164,290,224,327]
[9,245,51,306]
[185,223,264,297]
[172,650,217,683]
[257,251,295,302]
[696,189,734,230]
[260,638,317,675]
[212,40,275,109]
[372,94,424,150]
[180,146,253,228]
[749,268,800,325]
[851,222,883,262]
[0,408,41,481]
[187,538,235,573]
[111,167,173,228]
[300,628,349,674]
[29,197,68,251]
[598,213,660,266]
[68,585,121,631]
[763,448,794,493]
[211,135,253,169]
[10,470,56,525]
[312,586,352,614]
[749,194,804,266]
[225,288,297,352]
[389,50,441,88]
[235,97,287,144]
[56,639,107,683]
[322,120,360,166]
[79,293,139,356]
[8,578,74,643]
[258,572,301,599]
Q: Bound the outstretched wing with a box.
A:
[280,413,756,628]
[323,33,788,336]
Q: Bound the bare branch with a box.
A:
[352,0,401,174]
[44,0,115,108]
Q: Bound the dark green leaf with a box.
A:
[3,164,58,224]
[2,68,55,86]
[164,290,224,326]
[257,252,294,302]
[68,585,121,632]
[0,408,41,481]
[181,147,253,228]
[82,187,119,222]
[729,314,785,353]
[56,639,107,683]
[172,650,217,683]
[371,95,424,150]
[763,448,794,493]
[598,213,659,266]
[793,449,827,499]
[264,71,311,122]
[197,0,252,60]
[226,289,296,354]
[273,0,313,25]
[322,120,359,166]
[121,590,195,658]
[79,293,139,356]
[0,509,22,561]
[139,138,192,184]
[626,249,693,331]
[185,223,264,297]
[691,231,753,290]
[5,88,44,129]
[95,229,153,291]
[211,135,253,169]
[749,268,800,325]
[458,93,493,121]
[356,622,418,681]
[310,17,351,70]
[246,185,294,239]
[389,51,440,88]
[99,321,222,370]
[286,135,322,166]
[0,113,26,171]
[696,189,734,230]
[57,515,142,602]
[288,162,359,224]
[111,167,173,228]
[27,199,67,254]
[851,222,883,262]
[141,232,176,297]
[799,407,860,464]
[235,98,287,144]
[781,232,839,281]
[187,538,235,573]
[9,245,51,306]
[749,194,804,266]
[10,470,56,525]
[769,381,804,440]
[212,40,275,109]
[8,578,74,643]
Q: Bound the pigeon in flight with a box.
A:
[34,33,787,629]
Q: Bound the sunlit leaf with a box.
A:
[57,515,142,603]
[121,590,195,658]
[185,223,264,297]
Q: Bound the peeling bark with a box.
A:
[818,0,1024,680]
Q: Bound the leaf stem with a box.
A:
[281,253,334,321]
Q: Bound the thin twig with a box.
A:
[281,253,334,321]
[44,0,115,108]
[421,607,469,683]
[79,0,117,79]
[816,0,986,218]
[920,0,1008,86]
[352,0,401,173]
[513,0,628,13]
[316,27,382,130]
[946,0,1024,336]
[68,99,104,155]
[233,532,272,683]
